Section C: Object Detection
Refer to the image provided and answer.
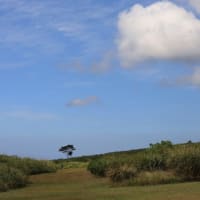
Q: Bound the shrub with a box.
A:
[135,152,167,171]
[149,140,173,154]
[168,146,200,180]
[133,141,173,172]
[0,164,28,191]
[87,141,200,186]
[87,159,109,177]
[20,159,57,175]
[0,155,58,192]
[0,155,57,175]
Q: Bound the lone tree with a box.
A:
[59,144,76,158]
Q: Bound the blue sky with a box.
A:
[0,0,200,159]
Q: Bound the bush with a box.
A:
[87,159,109,177]
[0,164,28,192]
[87,141,200,186]
[131,141,173,172]
[20,159,57,175]
[135,152,167,171]
[0,155,57,175]
[0,154,57,192]
[168,146,200,180]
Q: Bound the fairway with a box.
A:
[1,168,200,200]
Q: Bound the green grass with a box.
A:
[1,167,200,200]
[87,141,200,184]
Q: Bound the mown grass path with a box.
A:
[1,168,200,200]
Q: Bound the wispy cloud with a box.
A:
[0,0,130,69]
[66,96,99,107]
[0,110,59,120]
[160,67,200,88]
[0,0,129,46]
[58,51,115,74]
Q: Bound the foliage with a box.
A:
[59,144,76,158]
[0,155,57,175]
[21,159,57,175]
[87,159,109,177]
[107,164,137,182]
[134,140,173,171]
[0,164,28,192]
[135,152,167,171]
[87,141,200,185]
[149,140,173,153]
[0,154,57,192]
[168,145,200,180]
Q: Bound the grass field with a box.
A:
[1,167,200,200]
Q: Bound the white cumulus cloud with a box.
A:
[117,1,200,67]
[188,0,200,13]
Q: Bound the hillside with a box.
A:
[54,141,200,163]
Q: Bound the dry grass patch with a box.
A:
[130,170,180,186]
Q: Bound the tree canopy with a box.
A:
[59,144,76,158]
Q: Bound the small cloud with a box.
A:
[55,22,84,38]
[66,96,99,107]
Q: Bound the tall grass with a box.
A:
[0,164,28,192]
[0,155,57,175]
[0,154,57,192]
[130,171,180,186]
[168,145,200,180]
[88,159,109,177]
[88,141,200,185]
